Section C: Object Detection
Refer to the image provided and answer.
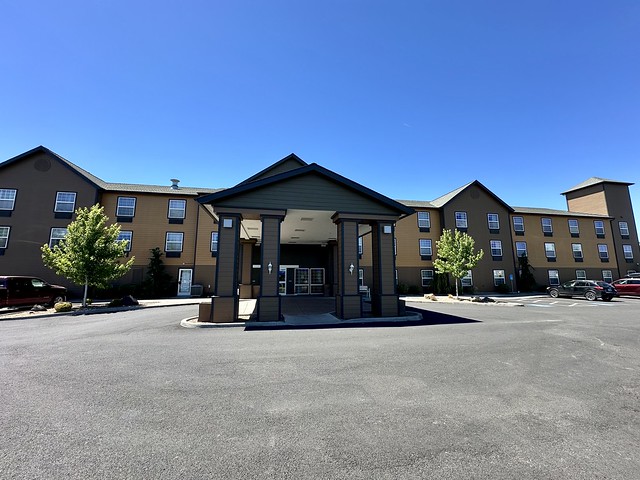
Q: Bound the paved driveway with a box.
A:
[1,303,639,479]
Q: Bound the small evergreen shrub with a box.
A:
[54,302,73,312]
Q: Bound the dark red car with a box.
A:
[611,278,640,296]
[0,276,67,308]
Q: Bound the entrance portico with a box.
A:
[197,156,413,323]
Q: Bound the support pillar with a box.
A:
[257,214,284,321]
[371,221,400,317]
[334,219,362,319]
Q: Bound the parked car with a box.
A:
[547,280,617,301]
[611,278,640,296]
[0,276,67,308]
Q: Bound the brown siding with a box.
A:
[565,186,608,215]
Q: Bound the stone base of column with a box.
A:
[198,296,239,323]
[371,294,400,317]
[336,294,362,319]
[257,295,282,322]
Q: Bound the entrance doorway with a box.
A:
[278,266,325,295]
[177,268,193,296]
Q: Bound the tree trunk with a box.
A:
[83,278,89,308]
[455,277,459,297]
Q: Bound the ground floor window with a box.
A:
[575,269,586,280]
[0,226,10,249]
[493,270,506,286]
[461,270,473,287]
[421,269,434,287]
[627,270,637,277]
[602,270,613,283]
[358,268,364,287]
[548,270,560,286]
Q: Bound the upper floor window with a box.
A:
[515,241,527,258]
[421,269,434,287]
[487,214,500,231]
[493,269,506,286]
[0,226,10,249]
[597,244,609,261]
[54,192,76,213]
[165,232,184,253]
[117,231,133,252]
[541,218,553,235]
[0,189,17,211]
[211,232,219,253]
[455,211,467,229]
[568,219,579,236]
[419,239,432,257]
[571,243,583,260]
[168,199,186,220]
[548,269,560,286]
[594,220,605,237]
[576,269,586,280]
[394,237,397,256]
[417,211,430,230]
[490,240,503,258]
[619,221,629,238]
[602,270,613,283]
[544,242,556,259]
[623,244,633,260]
[512,216,525,233]
[49,227,68,248]
[116,197,136,218]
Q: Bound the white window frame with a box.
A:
[515,241,527,258]
[165,232,184,252]
[623,244,633,260]
[490,240,503,257]
[594,220,605,236]
[544,242,556,259]
[419,239,432,256]
[541,217,553,234]
[572,243,583,259]
[576,269,587,280]
[116,197,136,217]
[493,269,506,286]
[358,268,364,287]
[455,211,468,229]
[54,192,76,213]
[117,231,133,252]
[49,227,68,248]
[461,270,473,287]
[487,213,500,231]
[417,211,430,229]
[421,269,434,287]
[211,232,219,252]
[568,219,579,235]
[358,237,363,256]
[602,270,613,283]
[0,226,10,248]
[512,216,524,233]
[548,270,560,286]
[598,244,609,260]
[0,189,17,210]
[619,221,629,236]
[168,199,186,219]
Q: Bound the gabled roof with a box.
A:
[236,153,308,186]
[396,199,436,208]
[512,206,611,218]
[562,177,634,195]
[429,180,514,212]
[199,161,414,216]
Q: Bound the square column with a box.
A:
[371,221,399,317]
[335,219,362,319]
[257,214,284,321]
[239,240,256,299]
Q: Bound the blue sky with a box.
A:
[1,1,639,212]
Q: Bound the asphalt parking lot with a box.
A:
[1,299,639,479]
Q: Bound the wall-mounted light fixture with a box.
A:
[349,263,355,275]
[267,262,273,274]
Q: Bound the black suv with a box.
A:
[0,276,67,308]
[547,280,617,301]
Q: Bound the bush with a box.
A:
[54,301,73,312]
[397,283,409,295]
[407,285,421,295]
[495,283,510,294]
[108,298,123,307]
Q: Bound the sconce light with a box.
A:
[349,263,355,275]
[267,262,273,274]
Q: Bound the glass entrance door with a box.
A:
[177,268,193,296]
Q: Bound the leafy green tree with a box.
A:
[516,254,536,292]
[144,247,173,298]
[433,229,484,297]
[42,204,134,307]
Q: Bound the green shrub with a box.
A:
[397,283,409,295]
[108,298,123,307]
[407,285,421,295]
[54,301,73,312]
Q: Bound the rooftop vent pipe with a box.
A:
[170,179,180,190]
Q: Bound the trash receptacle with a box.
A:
[190,284,203,297]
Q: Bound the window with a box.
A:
[168,199,186,219]
[548,270,560,286]
[487,214,500,231]
[490,240,503,258]
[358,237,363,256]
[358,269,364,287]
[49,227,68,248]
[568,219,579,236]
[598,244,609,261]
[623,244,633,260]
[541,218,553,234]
[117,231,133,252]
[394,237,397,256]
[602,270,613,283]
[417,211,430,229]
[619,221,630,238]
[576,269,586,280]
[421,269,434,287]
[493,269,506,286]
[211,232,219,253]
[0,226,10,249]
[515,241,527,258]
[419,239,432,257]
[512,216,524,233]
[594,220,605,237]
[461,270,473,287]
[54,192,76,213]
[116,197,136,217]
[165,232,184,252]
[455,211,467,229]
[0,189,17,211]
[544,242,556,259]
[627,270,637,276]
[572,243,583,260]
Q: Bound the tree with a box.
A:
[144,247,173,298]
[42,204,134,307]
[433,229,484,297]
[516,254,536,292]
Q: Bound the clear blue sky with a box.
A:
[1,1,639,212]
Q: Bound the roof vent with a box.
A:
[170,178,180,190]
